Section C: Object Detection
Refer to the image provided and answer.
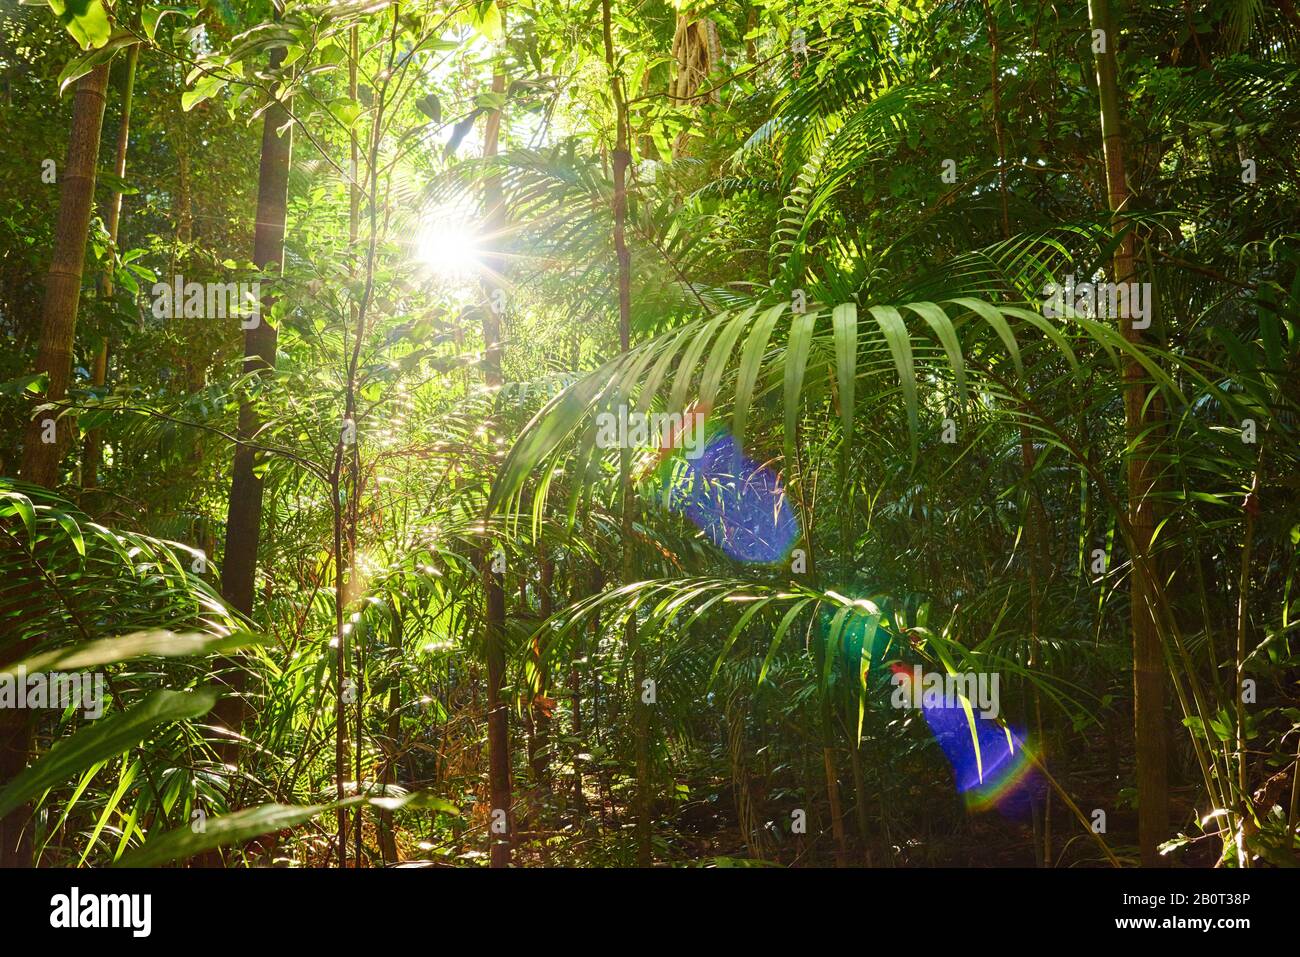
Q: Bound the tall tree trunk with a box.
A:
[3,63,111,867]
[213,50,293,763]
[82,43,139,493]
[571,565,602,825]
[669,14,721,153]
[601,0,651,868]
[481,6,513,866]
[335,22,362,871]
[20,64,111,488]
[1087,0,1168,866]
[336,12,402,866]
[670,14,721,103]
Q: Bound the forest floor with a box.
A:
[269,728,1217,868]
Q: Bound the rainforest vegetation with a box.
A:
[0,0,1298,871]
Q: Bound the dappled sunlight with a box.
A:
[4,0,1292,894]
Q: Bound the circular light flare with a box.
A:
[414,208,484,280]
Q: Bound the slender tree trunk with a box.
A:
[338,24,361,869]
[176,129,193,245]
[335,12,400,866]
[982,0,1010,238]
[214,49,293,763]
[823,746,848,866]
[568,651,584,811]
[1234,471,1260,866]
[173,112,198,391]
[1088,0,1168,866]
[378,602,402,863]
[3,64,111,867]
[571,565,602,825]
[481,7,513,864]
[601,0,651,868]
[819,693,848,867]
[1022,430,1052,866]
[847,737,872,865]
[531,555,554,788]
[83,44,139,493]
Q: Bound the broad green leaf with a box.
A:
[3,630,266,677]
[49,509,84,556]
[832,303,858,443]
[56,29,135,95]
[953,297,1022,378]
[415,93,441,122]
[904,301,967,408]
[0,490,37,542]
[823,605,853,688]
[868,305,917,457]
[999,305,1079,374]
[142,6,195,43]
[47,0,112,50]
[782,309,817,472]
[473,0,502,41]
[668,313,725,415]
[732,304,784,452]
[329,97,363,129]
[182,73,227,112]
[759,599,812,685]
[698,304,757,413]
[0,689,218,820]
[117,802,337,867]
[709,597,772,687]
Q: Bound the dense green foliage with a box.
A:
[0,0,1298,868]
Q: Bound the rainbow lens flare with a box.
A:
[890,663,1042,816]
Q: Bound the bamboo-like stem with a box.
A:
[1233,470,1260,866]
[1087,0,1168,866]
[480,0,513,868]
